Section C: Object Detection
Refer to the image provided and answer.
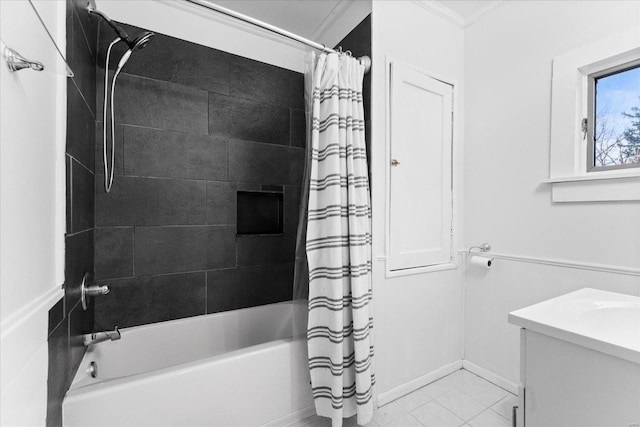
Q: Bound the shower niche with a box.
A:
[237,191,284,235]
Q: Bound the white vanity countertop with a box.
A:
[509,288,640,365]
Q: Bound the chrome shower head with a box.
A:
[130,31,155,52]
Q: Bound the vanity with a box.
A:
[509,288,640,427]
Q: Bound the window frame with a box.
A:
[586,59,640,173]
[547,28,640,203]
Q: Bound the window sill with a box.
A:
[544,174,640,202]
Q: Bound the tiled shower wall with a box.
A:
[47,1,97,425]
[93,23,305,329]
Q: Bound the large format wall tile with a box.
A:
[109,73,208,134]
[134,226,236,276]
[290,109,306,148]
[46,318,68,427]
[94,227,134,280]
[134,226,208,276]
[229,140,304,185]
[237,231,296,267]
[94,122,123,177]
[123,126,228,180]
[95,272,206,328]
[97,21,230,94]
[206,263,293,313]
[70,158,95,233]
[229,56,304,110]
[64,229,94,316]
[67,83,95,171]
[209,94,290,145]
[67,8,96,117]
[206,181,236,225]
[95,176,206,226]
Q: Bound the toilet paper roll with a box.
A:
[470,255,493,269]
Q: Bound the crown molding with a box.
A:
[411,0,465,28]
[464,0,508,27]
[311,0,356,42]
[411,0,508,28]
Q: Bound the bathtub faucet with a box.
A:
[83,326,121,347]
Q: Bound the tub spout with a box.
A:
[83,326,121,347]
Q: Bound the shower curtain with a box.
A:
[305,52,375,427]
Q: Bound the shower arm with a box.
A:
[86,4,134,49]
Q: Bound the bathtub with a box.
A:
[63,301,313,427]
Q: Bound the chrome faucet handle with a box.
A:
[80,273,111,310]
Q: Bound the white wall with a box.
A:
[0,0,67,424]
[464,0,640,386]
[370,1,465,400]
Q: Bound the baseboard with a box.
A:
[462,360,519,395]
[377,360,463,407]
[261,405,316,427]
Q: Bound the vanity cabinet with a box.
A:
[509,288,640,427]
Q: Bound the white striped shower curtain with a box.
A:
[306,52,375,427]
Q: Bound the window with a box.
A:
[548,28,640,202]
[587,60,640,172]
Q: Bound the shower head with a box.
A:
[130,31,155,52]
[87,4,155,52]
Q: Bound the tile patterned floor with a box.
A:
[293,369,517,427]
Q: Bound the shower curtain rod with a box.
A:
[183,0,371,73]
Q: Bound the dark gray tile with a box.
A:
[67,10,96,117]
[98,72,208,134]
[123,126,228,180]
[94,272,206,328]
[206,263,293,313]
[95,227,134,280]
[67,303,91,386]
[261,185,283,192]
[229,56,303,110]
[95,176,206,226]
[71,0,98,57]
[67,82,95,171]
[284,185,302,229]
[237,229,296,267]
[70,158,94,233]
[64,229,94,315]
[48,298,65,337]
[206,182,236,225]
[135,226,208,276]
[206,226,236,270]
[209,94,290,145]
[46,319,68,427]
[236,182,261,192]
[229,140,304,185]
[290,109,306,148]
[95,122,124,177]
[97,21,230,94]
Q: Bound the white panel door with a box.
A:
[389,62,453,271]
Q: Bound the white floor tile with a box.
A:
[435,390,486,421]
[422,374,462,399]
[468,409,511,427]
[490,395,518,420]
[458,380,509,407]
[343,414,380,427]
[394,387,432,412]
[373,401,407,426]
[410,401,466,427]
[384,414,423,427]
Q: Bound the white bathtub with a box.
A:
[63,301,313,427]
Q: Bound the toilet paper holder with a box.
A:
[468,242,491,253]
